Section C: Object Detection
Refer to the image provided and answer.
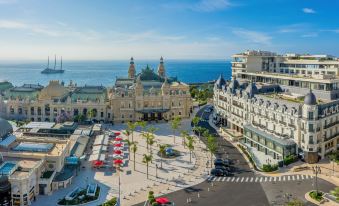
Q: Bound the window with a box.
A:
[101,112,104,118]
[308,112,313,120]
[309,124,314,132]
[309,136,314,144]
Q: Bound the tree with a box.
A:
[171,116,181,144]
[125,139,133,160]
[143,154,153,179]
[127,122,137,142]
[192,116,201,128]
[330,187,339,200]
[193,126,206,142]
[131,142,138,171]
[181,130,189,148]
[158,144,166,168]
[185,135,195,163]
[136,121,147,132]
[206,134,217,168]
[122,129,131,142]
[87,108,96,121]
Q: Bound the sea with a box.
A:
[0,60,232,86]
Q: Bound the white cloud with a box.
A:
[0,20,27,29]
[301,33,318,38]
[278,23,309,33]
[232,28,272,45]
[302,8,316,14]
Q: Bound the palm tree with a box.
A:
[171,116,181,144]
[158,144,166,168]
[127,122,137,142]
[137,121,147,132]
[131,142,138,171]
[207,134,217,168]
[180,130,189,148]
[192,116,201,128]
[194,126,206,142]
[125,139,133,160]
[185,135,195,163]
[122,129,131,142]
[142,131,151,151]
[143,154,153,179]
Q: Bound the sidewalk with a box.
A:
[210,115,339,187]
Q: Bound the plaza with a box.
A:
[31,111,210,206]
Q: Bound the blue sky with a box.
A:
[0,0,338,60]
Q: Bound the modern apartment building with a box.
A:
[214,50,339,164]
[0,57,192,123]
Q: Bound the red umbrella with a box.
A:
[114,159,123,165]
[114,143,123,147]
[156,197,169,204]
[115,137,123,141]
[114,150,122,154]
[93,160,103,167]
[114,132,121,135]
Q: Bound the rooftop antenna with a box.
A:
[54,54,56,70]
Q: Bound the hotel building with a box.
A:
[214,50,339,164]
[0,119,89,206]
[0,57,192,123]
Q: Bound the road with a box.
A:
[134,105,336,206]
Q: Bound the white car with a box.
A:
[113,154,124,159]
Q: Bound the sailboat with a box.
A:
[41,55,65,74]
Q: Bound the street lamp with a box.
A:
[312,165,321,195]
[156,164,158,178]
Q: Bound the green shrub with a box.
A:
[309,191,323,202]
[102,197,117,206]
[262,164,278,172]
[283,155,297,165]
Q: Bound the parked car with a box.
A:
[210,168,226,177]
[215,165,232,174]
[214,158,231,167]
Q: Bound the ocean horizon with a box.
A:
[0,59,232,86]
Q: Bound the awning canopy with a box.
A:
[135,108,170,114]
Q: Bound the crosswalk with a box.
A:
[207,174,312,183]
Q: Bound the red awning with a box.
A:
[114,150,122,154]
[115,137,122,141]
[156,197,170,204]
[115,132,121,135]
[114,143,123,147]
[114,159,123,165]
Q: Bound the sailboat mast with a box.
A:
[47,56,49,68]
[54,55,56,70]
[60,56,63,70]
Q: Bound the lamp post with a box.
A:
[156,164,158,178]
[312,165,321,194]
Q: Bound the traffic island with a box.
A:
[305,190,325,205]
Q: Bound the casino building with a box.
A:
[214,50,339,164]
[0,57,192,123]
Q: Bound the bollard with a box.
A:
[211,182,214,187]
[198,193,200,198]
[208,187,210,192]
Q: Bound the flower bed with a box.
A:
[309,191,324,202]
